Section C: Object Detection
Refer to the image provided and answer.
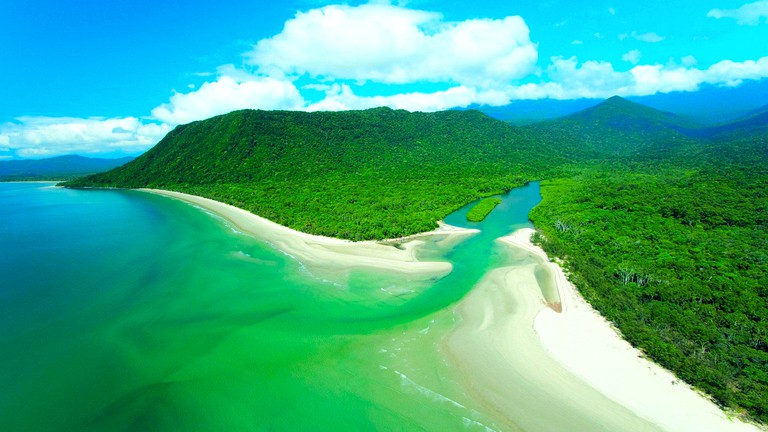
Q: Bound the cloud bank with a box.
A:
[0,117,170,158]
[708,1,768,25]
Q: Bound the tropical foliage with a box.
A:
[466,197,502,222]
[65,108,551,240]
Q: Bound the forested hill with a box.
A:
[65,108,553,239]
[565,95,698,132]
[0,155,134,181]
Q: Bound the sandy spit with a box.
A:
[140,189,478,278]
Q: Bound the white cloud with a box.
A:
[622,49,642,65]
[632,31,665,43]
[501,55,768,100]
[707,1,768,25]
[245,3,537,87]
[703,56,768,86]
[571,40,584,45]
[0,117,170,158]
[307,83,509,112]
[151,74,305,125]
[609,7,616,15]
[681,55,698,67]
[154,53,768,116]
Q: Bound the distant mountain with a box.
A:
[473,79,768,125]
[564,95,698,132]
[524,96,701,160]
[702,104,768,138]
[465,98,602,125]
[0,155,134,181]
[630,79,768,123]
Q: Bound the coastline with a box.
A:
[134,188,762,431]
[493,228,762,432]
[445,237,663,432]
[139,188,478,278]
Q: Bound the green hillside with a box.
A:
[63,98,768,423]
[66,108,552,239]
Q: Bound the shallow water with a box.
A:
[0,182,544,431]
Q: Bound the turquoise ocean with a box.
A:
[0,181,542,431]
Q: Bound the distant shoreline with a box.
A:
[0,180,63,183]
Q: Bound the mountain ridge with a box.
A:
[0,154,134,181]
[66,107,548,239]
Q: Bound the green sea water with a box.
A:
[0,182,541,431]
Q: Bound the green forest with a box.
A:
[64,98,768,423]
[466,197,503,222]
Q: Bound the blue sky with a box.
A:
[1,0,767,158]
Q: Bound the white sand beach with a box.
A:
[455,227,762,432]
[445,242,663,432]
[141,189,478,278]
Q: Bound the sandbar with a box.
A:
[140,189,478,278]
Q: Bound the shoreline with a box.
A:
[445,237,663,431]
[1,180,63,183]
[121,188,761,430]
[496,228,763,432]
[139,188,479,278]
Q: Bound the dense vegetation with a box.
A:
[466,197,502,222]
[0,155,133,181]
[528,99,768,422]
[64,98,767,423]
[66,108,553,240]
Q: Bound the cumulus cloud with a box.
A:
[151,74,305,125]
[622,50,642,65]
[631,31,665,43]
[708,1,768,25]
[703,56,768,86]
[245,3,537,87]
[0,117,170,158]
